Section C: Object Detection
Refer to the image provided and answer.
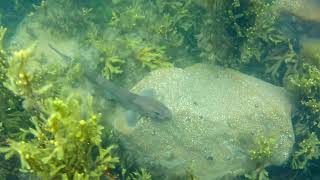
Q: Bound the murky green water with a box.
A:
[0,0,320,179]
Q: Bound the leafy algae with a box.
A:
[1,0,320,179]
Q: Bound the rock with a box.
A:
[113,63,295,179]
[300,37,320,67]
[279,0,320,23]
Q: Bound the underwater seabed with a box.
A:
[2,0,320,179]
[6,13,295,179]
[114,64,295,179]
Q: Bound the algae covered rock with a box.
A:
[113,63,295,179]
[300,37,320,68]
[280,0,320,23]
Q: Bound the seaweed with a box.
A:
[94,40,126,80]
[245,135,276,180]
[35,0,111,37]
[287,64,320,131]
[0,25,34,179]
[133,43,173,70]
[291,132,320,170]
[0,96,119,179]
[2,0,320,179]
[197,0,300,85]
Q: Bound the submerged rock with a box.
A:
[113,63,294,179]
[300,37,320,68]
[280,0,320,23]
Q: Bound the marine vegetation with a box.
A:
[4,44,61,112]
[83,0,201,81]
[288,64,320,129]
[0,1,152,178]
[0,96,119,179]
[197,0,299,84]
[0,26,7,82]
[0,23,123,178]
[133,42,173,70]
[245,135,276,180]
[286,63,320,176]
[1,0,320,179]
[197,0,320,178]
[0,25,34,179]
[291,132,320,170]
[35,0,111,37]
[0,0,38,38]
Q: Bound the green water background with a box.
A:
[0,0,320,179]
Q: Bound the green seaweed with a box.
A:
[130,168,152,180]
[291,132,320,170]
[2,0,320,179]
[0,26,35,179]
[245,135,275,180]
[197,0,299,85]
[109,0,201,58]
[287,64,320,131]
[35,0,111,37]
[0,96,119,179]
[4,44,37,97]
[0,26,7,83]
[109,1,146,33]
[94,41,126,80]
[86,24,173,81]
[0,26,31,140]
[134,43,173,70]
[249,135,275,163]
